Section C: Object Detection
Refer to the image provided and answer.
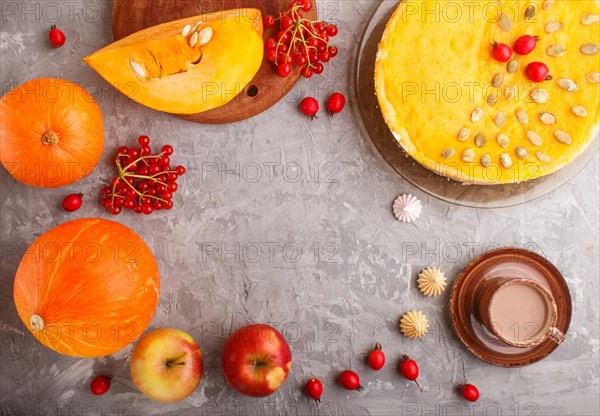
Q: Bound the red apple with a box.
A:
[130,328,203,402]
[222,324,292,397]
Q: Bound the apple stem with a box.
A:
[251,359,265,367]
[166,361,186,367]
[165,353,187,368]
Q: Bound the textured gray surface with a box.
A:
[1,1,599,415]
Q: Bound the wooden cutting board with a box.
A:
[112,0,316,124]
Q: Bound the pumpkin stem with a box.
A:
[41,131,59,146]
[30,314,45,331]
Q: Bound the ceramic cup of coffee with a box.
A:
[478,278,565,348]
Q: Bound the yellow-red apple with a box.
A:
[130,328,203,402]
[222,324,292,397]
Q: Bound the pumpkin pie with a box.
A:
[375,0,599,184]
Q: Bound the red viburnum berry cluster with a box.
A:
[263,0,339,78]
[100,135,186,215]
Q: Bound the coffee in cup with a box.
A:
[479,278,565,347]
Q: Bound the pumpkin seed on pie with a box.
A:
[547,44,566,57]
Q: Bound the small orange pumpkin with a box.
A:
[13,218,160,357]
[0,78,104,188]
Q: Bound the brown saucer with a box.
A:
[450,248,572,367]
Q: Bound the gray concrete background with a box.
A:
[1,1,599,415]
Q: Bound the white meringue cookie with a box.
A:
[393,194,422,223]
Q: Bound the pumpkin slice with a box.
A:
[84,9,264,115]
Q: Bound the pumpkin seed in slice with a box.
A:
[494,111,507,128]
[462,149,476,163]
[542,0,554,11]
[497,133,510,148]
[515,146,529,159]
[480,153,491,168]
[582,14,599,25]
[441,148,455,159]
[587,72,600,83]
[516,109,529,125]
[181,24,192,37]
[547,44,566,57]
[527,131,543,146]
[458,127,471,142]
[571,106,588,117]
[581,44,599,55]
[487,93,498,107]
[499,13,513,32]
[539,112,557,125]
[544,21,563,33]
[536,151,551,163]
[525,5,536,20]
[199,27,213,45]
[530,88,549,103]
[471,108,483,123]
[500,153,513,169]
[557,78,579,92]
[189,31,199,47]
[190,22,202,33]
[492,73,504,88]
[130,60,146,78]
[475,134,486,148]
[507,59,519,74]
[554,130,572,144]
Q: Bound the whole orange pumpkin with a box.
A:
[0,78,104,188]
[13,218,160,357]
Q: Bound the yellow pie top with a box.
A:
[375,0,599,184]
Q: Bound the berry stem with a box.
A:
[120,178,143,197]
[103,137,184,215]
[122,178,168,204]
[271,2,336,72]
[120,152,165,173]
[109,377,138,392]
[296,23,316,70]
[125,174,167,186]
[300,21,328,44]
[110,179,120,207]
[112,152,172,205]
[286,25,301,62]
